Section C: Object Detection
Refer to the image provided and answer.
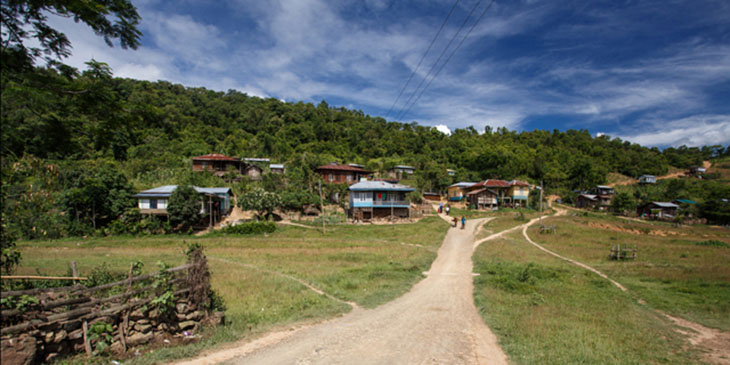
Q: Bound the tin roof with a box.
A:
[579,194,598,201]
[393,165,415,169]
[507,179,530,186]
[449,182,476,188]
[673,199,697,204]
[133,185,231,198]
[472,179,510,188]
[269,164,284,169]
[192,154,239,161]
[348,181,415,192]
[316,163,371,173]
[650,202,679,208]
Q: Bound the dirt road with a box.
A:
[183,217,507,364]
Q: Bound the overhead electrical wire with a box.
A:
[393,0,484,121]
[384,0,461,119]
[396,0,497,122]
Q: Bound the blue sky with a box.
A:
[49,0,730,147]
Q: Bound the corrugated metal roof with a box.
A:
[316,164,371,172]
[134,185,231,198]
[349,181,415,192]
[674,199,697,204]
[651,202,679,208]
[393,165,415,169]
[449,182,476,188]
[579,194,598,200]
[269,164,284,169]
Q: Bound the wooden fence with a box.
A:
[1,248,223,364]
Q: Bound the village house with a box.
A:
[638,175,657,184]
[575,194,599,209]
[447,182,476,201]
[191,154,242,176]
[133,185,233,226]
[638,202,679,220]
[466,187,498,210]
[316,163,372,184]
[348,180,415,221]
[688,166,706,177]
[422,192,441,202]
[447,169,456,176]
[463,179,531,209]
[504,180,530,207]
[592,185,615,208]
[388,165,416,179]
[269,163,285,174]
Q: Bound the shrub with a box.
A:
[219,221,276,235]
[694,240,729,248]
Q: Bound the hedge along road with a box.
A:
[179,214,508,364]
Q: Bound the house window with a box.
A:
[346,174,352,182]
[150,199,157,209]
[328,173,334,182]
[158,199,167,209]
[139,199,149,209]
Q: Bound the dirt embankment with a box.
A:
[586,221,685,236]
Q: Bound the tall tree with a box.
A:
[1,0,141,72]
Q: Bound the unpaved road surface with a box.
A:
[185,217,507,364]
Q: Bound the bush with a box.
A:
[694,240,729,248]
[168,185,202,231]
[219,221,276,235]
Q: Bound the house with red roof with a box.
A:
[316,163,372,184]
[466,179,531,209]
[192,154,242,177]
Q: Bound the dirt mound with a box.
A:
[587,222,684,236]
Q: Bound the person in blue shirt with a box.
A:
[461,216,466,229]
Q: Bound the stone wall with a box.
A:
[1,248,223,364]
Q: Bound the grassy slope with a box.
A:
[16,216,449,363]
[472,211,729,364]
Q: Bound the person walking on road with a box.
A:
[461,216,466,229]
[445,205,450,216]
[452,217,457,227]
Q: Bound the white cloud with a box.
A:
[616,115,730,147]
[435,124,452,135]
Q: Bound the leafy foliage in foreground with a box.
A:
[216,221,276,235]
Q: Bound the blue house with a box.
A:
[348,180,415,221]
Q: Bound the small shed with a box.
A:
[422,192,441,201]
[638,202,679,219]
[466,188,498,210]
[575,194,599,209]
[638,175,657,184]
[269,163,285,174]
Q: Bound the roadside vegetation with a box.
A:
[13,216,449,363]
[472,209,729,363]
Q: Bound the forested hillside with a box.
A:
[2,62,729,245]
[3,62,725,188]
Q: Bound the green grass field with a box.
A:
[472,209,729,364]
[14,216,449,363]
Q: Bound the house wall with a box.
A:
[447,186,466,200]
[321,171,361,184]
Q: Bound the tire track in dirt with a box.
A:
[521,210,730,364]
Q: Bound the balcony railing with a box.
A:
[372,200,409,206]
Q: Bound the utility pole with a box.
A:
[319,180,325,234]
[209,196,213,228]
[539,180,544,225]
[391,193,394,226]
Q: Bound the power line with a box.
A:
[394,0,484,121]
[384,0,461,119]
[398,0,496,121]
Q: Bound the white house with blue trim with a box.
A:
[133,185,233,220]
[348,180,415,220]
